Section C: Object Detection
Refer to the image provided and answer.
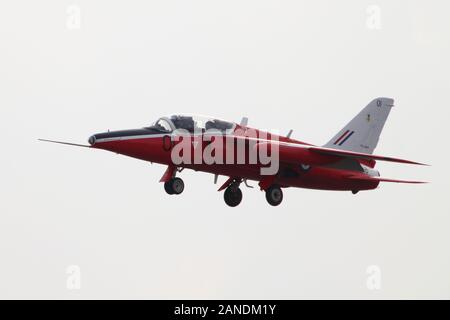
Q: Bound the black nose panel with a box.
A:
[91,128,163,142]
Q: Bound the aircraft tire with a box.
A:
[164,181,174,195]
[224,186,243,207]
[265,186,283,206]
[164,178,184,195]
[170,177,185,195]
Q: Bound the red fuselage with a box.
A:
[89,124,379,192]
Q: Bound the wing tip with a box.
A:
[406,159,430,166]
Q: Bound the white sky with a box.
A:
[0,0,449,299]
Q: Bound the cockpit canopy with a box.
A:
[148,115,235,134]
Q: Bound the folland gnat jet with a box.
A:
[40,98,427,207]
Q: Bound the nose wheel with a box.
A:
[265,185,283,206]
[164,177,185,195]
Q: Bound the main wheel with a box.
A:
[170,177,185,195]
[224,186,243,207]
[164,181,174,195]
[265,186,283,206]
[164,178,184,195]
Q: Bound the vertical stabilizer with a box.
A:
[324,97,394,154]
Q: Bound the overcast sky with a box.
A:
[1,0,449,299]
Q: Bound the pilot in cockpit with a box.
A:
[205,119,233,132]
[171,116,195,133]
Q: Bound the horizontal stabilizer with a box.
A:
[310,146,428,166]
[38,139,90,148]
[348,175,427,184]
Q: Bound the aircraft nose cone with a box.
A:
[88,135,96,146]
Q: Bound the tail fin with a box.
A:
[324,97,394,154]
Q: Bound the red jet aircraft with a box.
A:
[40,98,427,207]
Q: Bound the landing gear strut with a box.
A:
[224,184,243,207]
[164,177,185,195]
[265,185,283,206]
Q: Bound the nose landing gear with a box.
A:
[161,166,185,195]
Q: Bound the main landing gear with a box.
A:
[221,178,284,207]
[265,185,283,206]
[164,177,185,195]
[224,183,243,207]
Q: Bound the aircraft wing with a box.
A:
[308,146,427,166]
[254,139,427,167]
